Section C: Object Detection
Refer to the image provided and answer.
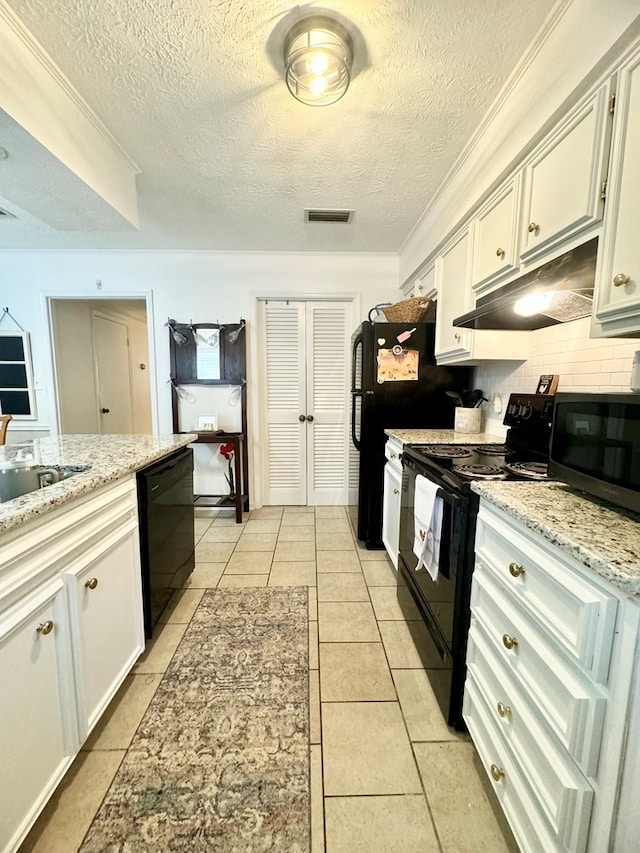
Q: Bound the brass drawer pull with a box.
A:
[613,273,630,287]
[490,763,505,782]
[497,701,512,718]
[85,577,99,590]
[528,221,540,235]
[508,562,525,578]
[37,620,54,635]
[496,247,505,259]
[502,633,518,651]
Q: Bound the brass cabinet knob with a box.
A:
[393,488,399,495]
[497,701,512,718]
[390,452,397,459]
[417,284,424,292]
[508,562,525,578]
[613,273,630,287]
[37,620,54,635]
[528,222,540,234]
[85,577,99,590]
[496,247,506,259]
[502,633,519,651]
[454,333,461,342]
[490,763,505,782]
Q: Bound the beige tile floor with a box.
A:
[19,505,518,853]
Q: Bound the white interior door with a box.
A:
[262,301,307,504]
[306,302,349,505]
[92,313,134,434]
[260,299,352,506]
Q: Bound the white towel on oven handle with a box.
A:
[412,474,444,581]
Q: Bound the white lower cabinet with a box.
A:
[67,522,144,738]
[382,438,402,568]
[464,500,639,853]
[0,478,144,853]
[382,436,403,568]
[0,580,76,853]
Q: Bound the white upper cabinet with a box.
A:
[414,262,436,299]
[592,45,640,337]
[435,227,474,362]
[435,227,528,364]
[471,176,521,295]
[519,81,613,264]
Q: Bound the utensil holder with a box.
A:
[454,407,482,434]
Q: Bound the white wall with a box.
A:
[475,319,638,436]
[2,249,398,500]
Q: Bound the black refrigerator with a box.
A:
[351,319,471,549]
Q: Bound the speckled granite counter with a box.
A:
[0,434,196,535]
[471,480,640,596]
[385,429,503,444]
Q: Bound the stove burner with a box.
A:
[503,461,549,480]
[455,464,508,480]
[472,444,508,456]
[420,445,474,459]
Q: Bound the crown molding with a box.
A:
[0,0,140,175]
[400,0,573,256]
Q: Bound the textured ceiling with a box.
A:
[0,0,557,252]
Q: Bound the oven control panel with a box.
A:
[504,393,554,428]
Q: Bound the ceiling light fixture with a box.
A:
[284,15,353,106]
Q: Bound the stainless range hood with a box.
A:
[453,238,598,331]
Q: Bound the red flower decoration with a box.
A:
[219,442,235,460]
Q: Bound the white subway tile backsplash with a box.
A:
[472,317,638,405]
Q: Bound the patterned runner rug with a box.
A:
[80,586,310,852]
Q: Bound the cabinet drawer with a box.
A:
[464,676,592,853]
[475,507,618,682]
[467,616,604,777]
[471,564,607,775]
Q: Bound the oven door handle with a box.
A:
[435,487,460,507]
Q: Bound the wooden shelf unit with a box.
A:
[169,319,249,523]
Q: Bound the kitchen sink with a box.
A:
[0,463,92,502]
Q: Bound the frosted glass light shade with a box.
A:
[284,16,353,106]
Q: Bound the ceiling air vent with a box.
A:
[0,207,16,219]
[305,208,354,224]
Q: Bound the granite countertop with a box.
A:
[471,480,640,596]
[0,434,196,535]
[385,428,504,445]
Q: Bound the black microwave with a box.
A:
[549,392,640,513]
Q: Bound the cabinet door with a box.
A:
[382,460,402,569]
[0,581,76,853]
[472,178,521,293]
[592,48,640,336]
[67,523,144,737]
[520,82,612,263]
[414,262,436,299]
[434,227,474,362]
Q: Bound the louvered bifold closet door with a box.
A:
[262,301,307,505]
[306,302,350,505]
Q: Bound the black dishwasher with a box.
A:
[137,447,195,638]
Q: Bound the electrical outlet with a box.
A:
[492,393,503,414]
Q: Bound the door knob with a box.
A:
[306,415,314,423]
[299,414,306,422]
[101,408,110,414]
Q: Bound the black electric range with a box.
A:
[397,393,554,729]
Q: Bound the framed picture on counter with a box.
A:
[536,374,559,395]
[196,414,218,432]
